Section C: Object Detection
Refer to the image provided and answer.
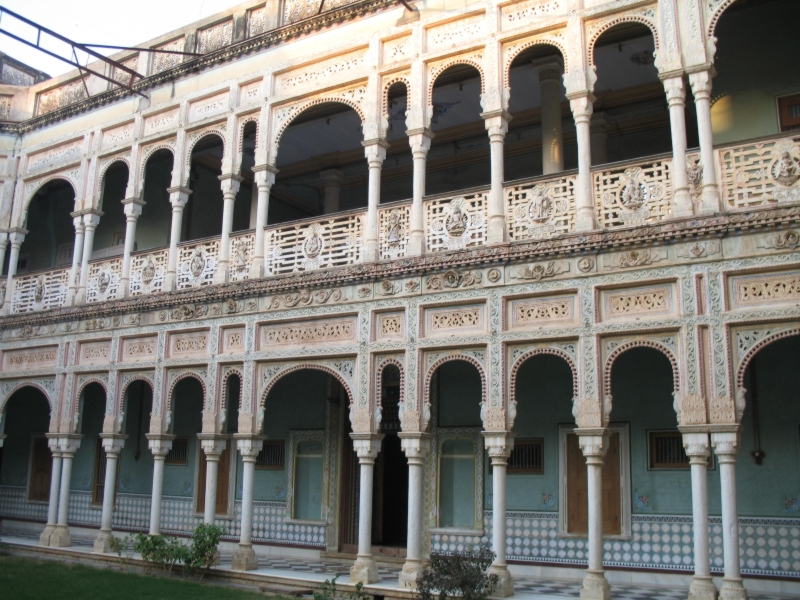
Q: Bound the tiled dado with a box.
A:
[430,511,800,579]
[0,487,326,548]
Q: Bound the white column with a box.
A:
[217,174,242,283]
[232,436,263,571]
[350,434,383,584]
[712,430,749,600]
[484,432,515,597]
[199,436,228,524]
[482,110,511,245]
[50,436,82,548]
[146,435,173,535]
[77,212,101,303]
[406,129,433,257]
[536,60,565,175]
[683,432,718,600]
[251,165,277,279]
[590,112,609,166]
[0,233,8,280]
[320,169,345,214]
[164,187,191,290]
[663,76,693,217]
[398,433,431,589]
[362,140,389,263]
[39,437,62,546]
[578,430,611,600]
[688,70,720,214]
[2,228,26,314]
[570,94,598,231]
[65,215,84,306]
[119,198,145,297]
[94,435,126,553]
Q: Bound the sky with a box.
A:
[0,0,248,78]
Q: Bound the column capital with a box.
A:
[82,211,102,227]
[575,428,608,461]
[219,173,243,195]
[351,432,384,462]
[480,110,511,138]
[590,111,608,135]
[198,433,228,458]
[399,432,431,462]
[167,186,192,207]
[406,127,435,153]
[252,163,279,186]
[483,431,514,462]
[568,93,595,122]
[57,433,83,456]
[710,428,740,462]
[146,433,175,457]
[319,168,345,186]
[688,69,714,99]
[100,433,127,456]
[662,75,686,105]
[234,434,264,461]
[681,431,711,458]
[362,139,390,164]
[8,227,27,244]
[531,56,564,82]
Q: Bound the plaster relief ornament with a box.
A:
[620,167,645,211]
[0,281,6,305]
[233,240,249,271]
[141,257,156,285]
[190,249,205,278]
[772,150,799,187]
[445,198,469,237]
[527,184,554,223]
[385,209,404,246]
[687,156,703,197]
[518,261,558,281]
[577,257,595,273]
[178,247,216,287]
[302,223,324,259]
[426,269,482,290]
[33,277,45,303]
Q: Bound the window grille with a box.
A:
[648,431,708,469]
[255,440,285,470]
[165,437,189,465]
[508,438,544,474]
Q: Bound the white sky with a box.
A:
[0,0,248,78]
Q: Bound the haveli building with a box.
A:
[0,1,798,599]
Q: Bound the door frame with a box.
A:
[558,423,631,539]
[193,435,236,519]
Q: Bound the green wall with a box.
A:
[0,388,50,488]
[71,384,106,494]
[165,378,204,498]
[20,181,75,272]
[117,381,155,495]
[437,360,482,428]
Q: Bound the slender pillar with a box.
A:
[712,430,749,600]
[2,228,26,314]
[199,435,228,524]
[232,436,263,571]
[570,94,598,231]
[39,437,62,546]
[577,429,611,600]
[536,59,565,175]
[50,435,82,548]
[164,187,191,290]
[251,165,277,279]
[481,110,511,245]
[119,198,145,297]
[350,434,383,584]
[0,233,8,280]
[217,174,242,283]
[320,169,345,214]
[688,70,720,214]
[590,112,609,166]
[683,432,718,600]
[406,129,433,257]
[64,216,84,306]
[484,432,515,597]
[94,435,127,553]
[663,76,693,217]
[398,433,431,589]
[146,434,173,535]
[77,211,102,303]
[362,140,389,263]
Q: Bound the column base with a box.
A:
[688,576,719,600]
[489,565,515,598]
[579,569,611,600]
[407,232,424,257]
[574,210,597,232]
[672,189,694,218]
[50,525,72,548]
[231,544,259,571]
[398,559,424,590]
[486,216,507,245]
[363,242,379,264]
[39,525,55,546]
[93,530,114,554]
[699,185,720,214]
[350,556,379,584]
[719,578,748,600]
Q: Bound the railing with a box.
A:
[8,132,800,314]
[11,267,70,313]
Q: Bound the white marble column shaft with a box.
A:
[406,129,433,257]
[398,433,430,589]
[350,434,383,584]
[688,70,720,213]
[482,111,510,244]
[683,432,718,600]
[578,431,611,600]
[119,199,144,297]
[165,187,191,290]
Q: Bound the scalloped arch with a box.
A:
[382,76,411,119]
[427,60,486,106]
[510,347,579,402]
[376,357,405,409]
[138,143,175,188]
[220,368,244,412]
[736,328,800,389]
[423,353,487,412]
[707,0,738,39]
[96,157,131,201]
[587,15,661,69]
[0,382,54,417]
[603,339,680,397]
[260,364,354,408]
[24,175,78,213]
[118,375,155,415]
[184,129,227,183]
[166,372,207,413]
[238,117,260,156]
[504,38,569,89]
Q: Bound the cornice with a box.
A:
[1,203,798,330]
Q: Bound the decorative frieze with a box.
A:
[37,79,88,116]
[78,341,111,365]
[507,296,576,329]
[511,260,569,281]
[259,317,357,348]
[27,139,83,172]
[168,332,209,358]
[603,248,668,270]
[729,271,800,309]
[196,19,233,54]
[120,336,157,362]
[426,14,486,51]
[151,38,184,74]
[501,0,565,29]
[102,122,134,148]
[423,304,485,337]
[375,312,404,340]
[274,49,367,97]
[248,5,269,37]
[600,285,675,321]
[425,269,482,291]
[382,36,411,63]
[143,108,179,135]
[188,91,229,122]
[2,346,58,371]
[268,287,347,310]
[239,80,262,105]
[221,327,245,354]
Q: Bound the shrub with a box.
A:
[109,535,134,570]
[133,533,187,576]
[183,524,225,580]
[313,575,369,600]
[416,545,499,600]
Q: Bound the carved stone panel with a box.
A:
[599,284,676,321]
[221,327,245,354]
[27,139,83,173]
[506,295,577,330]
[375,311,405,341]
[422,304,486,337]
[239,80,262,105]
[78,341,111,365]
[102,122,134,148]
[258,317,357,349]
[188,91,229,123]
[120,336,157,363]
[426,14,486,52]
[274,49,367,97]
[728,270,800,310]
[143,108,179,136]
[167,331,210,359]
[1,346,58,371]
[382,35,411,64]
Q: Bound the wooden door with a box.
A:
[29,436,52,502]
[196,439,231,516]
[340,421,360,553]
[566,432,621,535]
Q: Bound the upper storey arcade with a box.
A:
[0,0,797,316]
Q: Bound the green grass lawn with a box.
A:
[0,556,269,600]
